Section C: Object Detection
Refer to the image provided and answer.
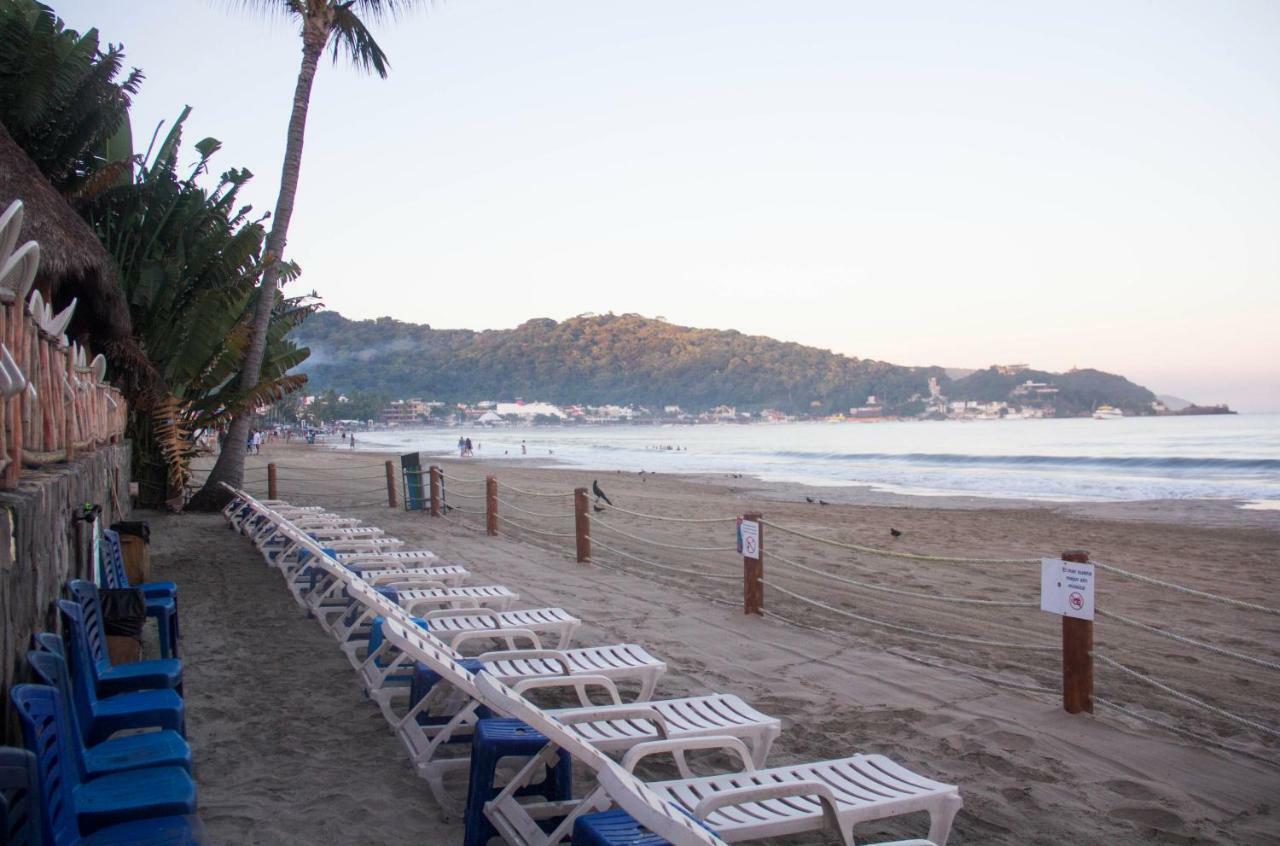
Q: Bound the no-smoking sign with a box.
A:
[1040,559,1095,620]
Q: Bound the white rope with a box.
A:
[769,551,1039,608]
[1096,654,1280,738]
[446,490,486,499]
[1093,561,1280,616]
[761,520,1040,564]
[588,514,738,553]
[1096,610,1280,672]
[448,505,487,516]
[441,471,487,484]
[498,515,577,539]
[501,483,573,499]
[591,538,739,581]
[762,580,1058,651]
[496,498,573,520]
[1093,698,1277,766]
[598,501,738,524]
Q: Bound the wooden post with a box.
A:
[742,512,764,615]
[485,476,498,536]
[386,460,398,509]
[267,463,278,500]
[429,465,442,517]
[574,487,591,562]
[1062,549,1094,714]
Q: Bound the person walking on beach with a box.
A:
[521,440,527,455]
[458,436,466,457]
[464,437,473,456]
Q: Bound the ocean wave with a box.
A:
[766,451,1280,472]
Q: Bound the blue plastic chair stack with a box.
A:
[57,599,185,744]
[63,580,183,697]
[4,696,203,845]
[101,529,180,658]
[28,648,192,777]
[0,746,40,846]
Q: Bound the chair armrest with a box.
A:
[692,780,841,830]
[450,627,542,652]
[477,649,572,675]
[513,673,622,705]
[556,705,669,740]
[621,735,755,775]
[422,607,500,625]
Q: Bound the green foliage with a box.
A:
[79,109,317,502]
[949,367,1156,416]
[294,311,944,414]
[0,0,141,191]
[303,388,386,424]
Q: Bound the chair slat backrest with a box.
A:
[381,617,484,700]
[99,529,129,589]
[65,581,108,669]
[56,600,102,720]
[27,651,92,765]
[0,747,42,846]
[473,674,729,846]
[9,685,81,846]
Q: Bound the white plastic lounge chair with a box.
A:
[377,617,778,812]
[476,673,962,846]
[336,549,438,565]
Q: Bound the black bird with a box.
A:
[593,505,605,513]
[818,499,829,506]
[890,528,903,538]
[592,479,613,505]
[805,496,815,504]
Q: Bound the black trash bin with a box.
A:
[100,588,146,638]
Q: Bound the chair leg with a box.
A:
[927,793,963,846]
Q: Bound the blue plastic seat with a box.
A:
[27,650,192,776]
[10,685,197,836]
[574,809,675,846]
[464,718,572,846]
[58,601,185,745]
[101,530,179,658]
[64,582,182,696]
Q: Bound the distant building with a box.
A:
[496,401,567,420]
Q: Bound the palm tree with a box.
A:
[189,0,420,510]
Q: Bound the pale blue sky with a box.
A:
[56,1,1280,410]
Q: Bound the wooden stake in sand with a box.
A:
[742,512,764,616]
[429,465,442,517]
[1062,548,1094,714]
[485,475,497,535]
[574,487,590,562]
[386,461,398,509]
[268,463,278,500]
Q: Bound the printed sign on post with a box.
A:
[1040,558,1095,620]
[739,520,760,560]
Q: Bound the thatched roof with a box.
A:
[0,121,132,342]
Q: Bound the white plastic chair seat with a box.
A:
[427,607,580,650]
[481,644,664,699]
[356,566,469,587]
[650,754,958,844]
[395,585,518,613]
[304,526,386,539]
[336,549,438,564]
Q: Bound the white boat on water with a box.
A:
[1093,405,1124,420]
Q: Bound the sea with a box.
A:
[343,414,1280,507]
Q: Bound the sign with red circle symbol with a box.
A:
[1068,591,1085,612]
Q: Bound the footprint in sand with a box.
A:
[986,730,1035,752]
[1111,805,1188,835]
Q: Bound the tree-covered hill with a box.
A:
[292,311,1158,416]
[294,311,943,414]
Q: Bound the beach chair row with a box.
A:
[1,536,204,845]
[224,486,963,846]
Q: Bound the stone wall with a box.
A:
[0,443,131,745]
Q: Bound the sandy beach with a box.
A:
[171,441,1280,844]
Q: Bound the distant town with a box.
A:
[295,364,1232,429]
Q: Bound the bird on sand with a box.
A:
[890,528,903,538]
[818,499,829,506]
[805,496,815,504]
[593,480,613,505]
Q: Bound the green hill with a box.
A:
[292,311,1156,417]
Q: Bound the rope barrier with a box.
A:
[495,498,574,520]
[592,556,740,605]
[446,490,486,499]
[590,538,739,581]
[1093,697,1277,767]
[769,550,1040,608]
[441,471,486,484]
[1093,561,1280,616]
[761,520,1040,564]
[498,515,578,539]
[501,483,573,499]
[597,501,738,524]
[448,505,487,516]
[1096,654,1280,739]
[761,580,1058,651]
[1096,610,1280,672]
[587,515,738,553]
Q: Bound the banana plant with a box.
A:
[82,109,316,507]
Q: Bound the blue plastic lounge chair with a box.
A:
[10,685,196,836]
[98,532,180,659]
[64,581,182,696]
[27,650,192,776]
[57,601,185,744]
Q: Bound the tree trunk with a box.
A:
[188,35,325,511]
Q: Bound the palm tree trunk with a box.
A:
[188,34,325,510]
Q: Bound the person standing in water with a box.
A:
[521,440,527,455]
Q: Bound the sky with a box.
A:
[56,0,1280,411]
